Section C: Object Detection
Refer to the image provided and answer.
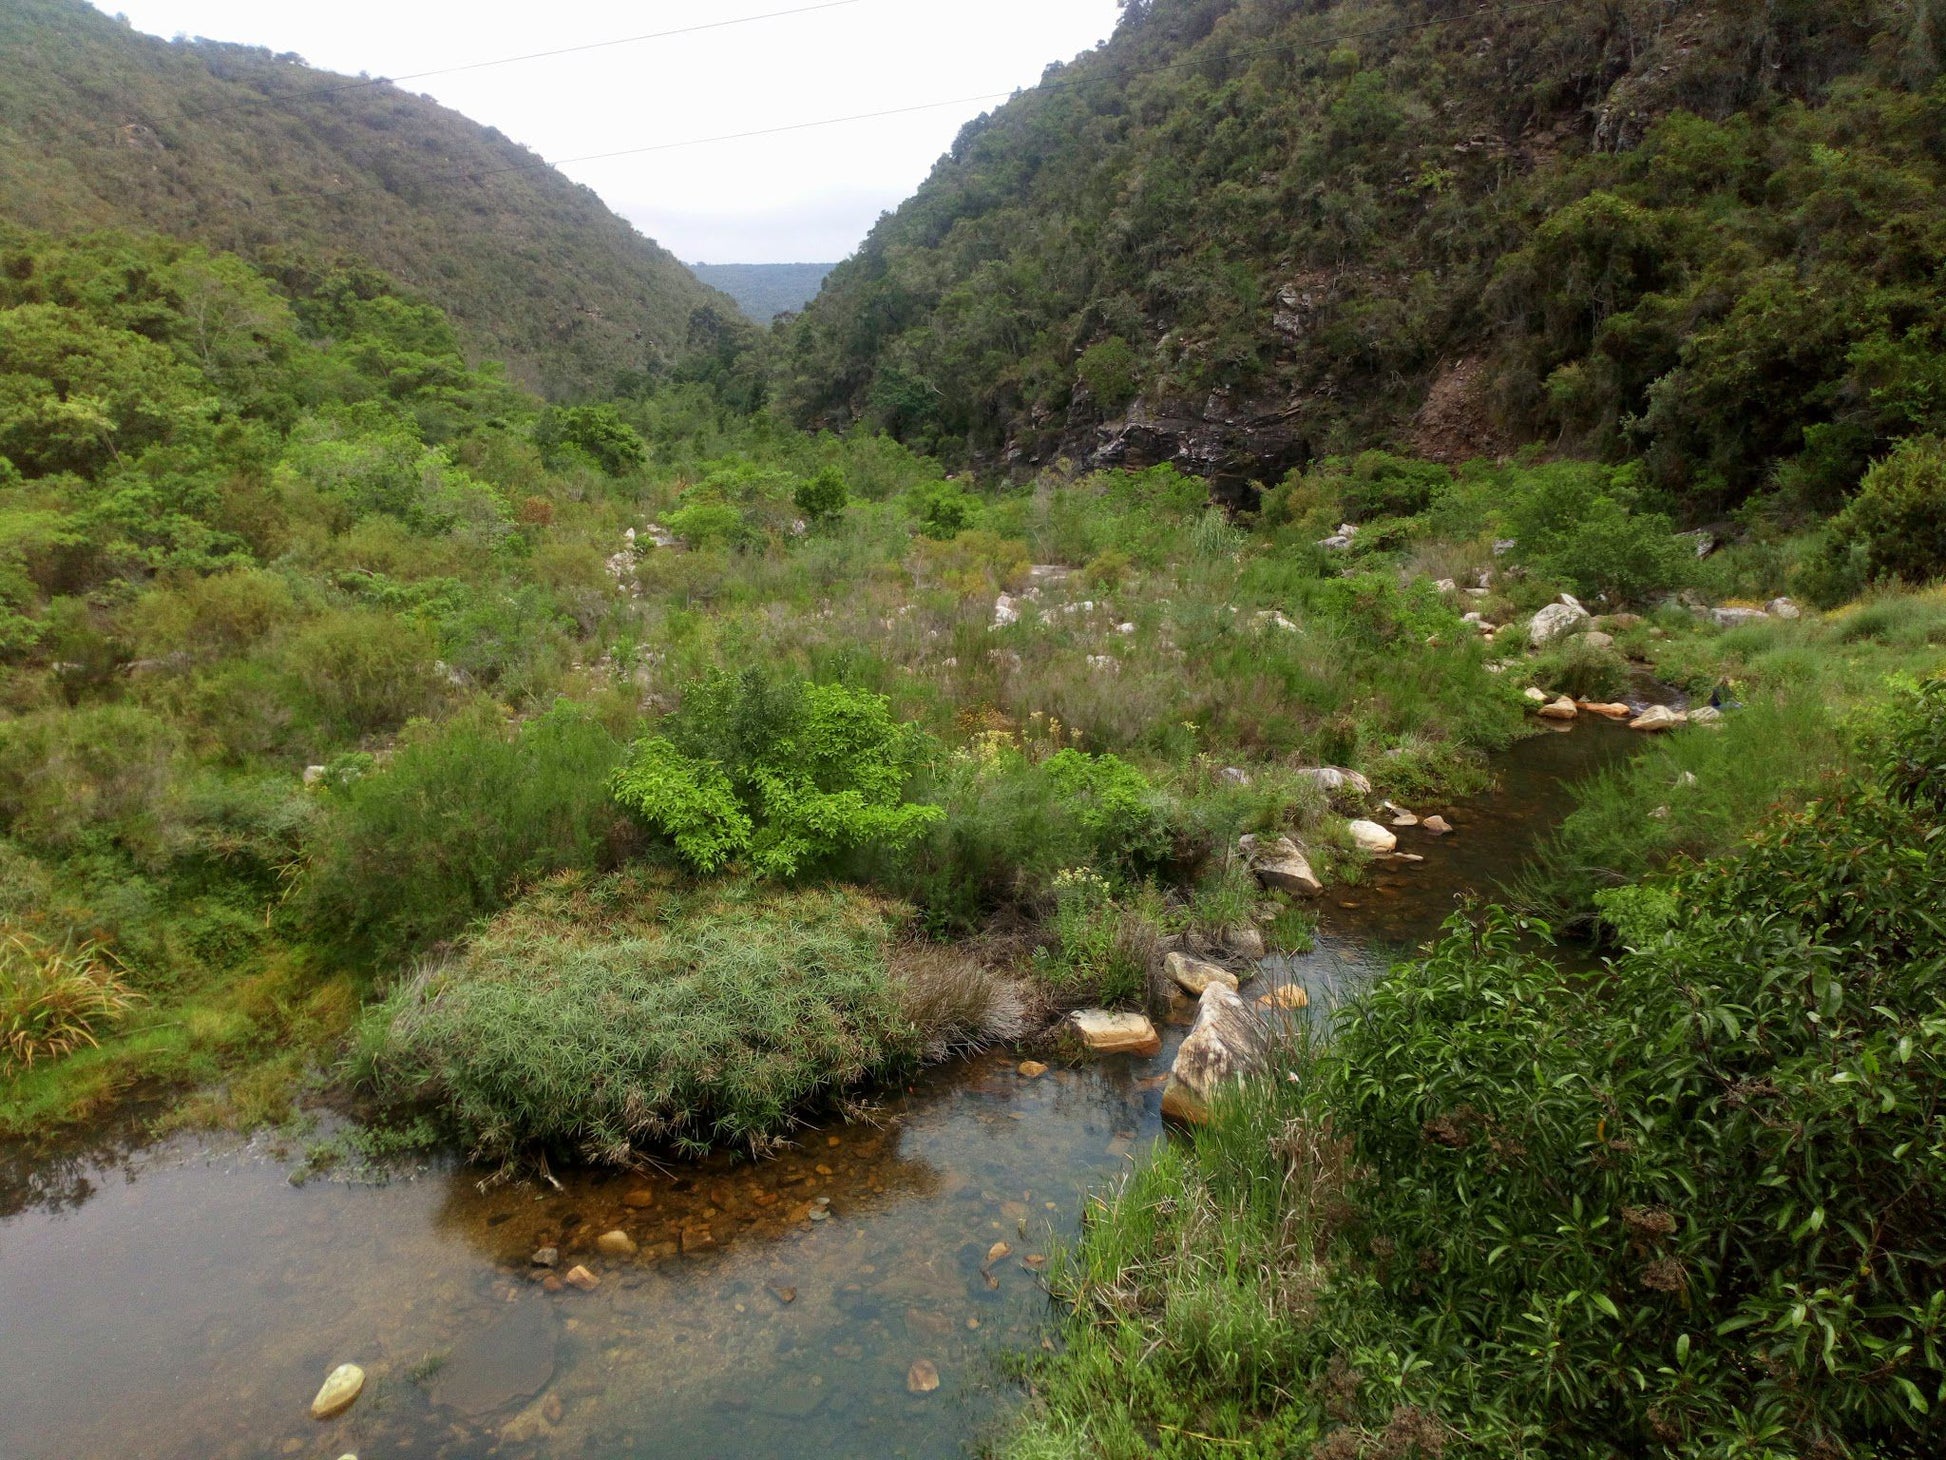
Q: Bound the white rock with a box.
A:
[1294,766,1372,797]
[1069,1010,1161,1056]
[1524,686,1548,703]
[1767,597,1801,620]
[311,1363,366,1420]
[1529,598,1591,646]
[1115,621,1136,634]
[1237,833,1322,897]
[1348,820,1398,854]
[1711,606,1769,628]
[1085,654,1120,673]
[1254,609,1299,632]
[1689,705,1724,725]
[1629,704,1688,732]
[1165,952,1239,996]
[1435,578,1457,594]
[302,764,328,786]
[992,595,1021,628]
[1161,983,1270,1125]
[1582,630,1614,649]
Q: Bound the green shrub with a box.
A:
[610,669,942,877]
[1527,634,1630,700]
[1032,867,1152,1007]
[664,499,743,549]
[533,404,646,476]
[302,701,625,968]
[0,703,181,855]
[1829,434,1946,587]
[1075,336,1141,412]
[1507,463,1690,606]
[792,464,848,523]
[356,875,914,1161]
[283,609,437,738]
[907,480,982,539]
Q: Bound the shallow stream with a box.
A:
[0,720,1635,1460]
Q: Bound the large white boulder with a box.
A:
[1348,820,1398,854]
[1294,766,1373,797]
[1237,833,1323,896]
[1528,597,1592,646]
[1161,983,1270,1125]
[1629,704,1688,732]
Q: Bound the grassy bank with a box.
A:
[1004,679,1946,1459]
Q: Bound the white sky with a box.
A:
[93,0,1124,263]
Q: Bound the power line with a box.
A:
[149,0,871,124]
[238,0,1586,210]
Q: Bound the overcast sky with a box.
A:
[93,0,1124,263]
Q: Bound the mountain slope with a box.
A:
[0,0,732,398]
[781,0,1946,510]
[692,262,837,324]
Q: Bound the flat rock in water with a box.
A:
[311,1363,365,1420]
[1421,814,1452,835]
[1069,1009,1162,1057]
[1162,983,1269,1125]
[431,1299,559,1417]
[1577,701,1633,720]
[1348,820,1398,854]
[1256,984,1309,1010]
[1165,951,1238,996]
[1017,1059,1048,1078]
[907,1358,941,1394]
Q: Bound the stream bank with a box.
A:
[0,720,1637,1460]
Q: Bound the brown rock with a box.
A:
[771,1285,797,1304]
[1161,983,1269,1126]
[1017,1060,1048,1078]
[564,1266,600,1291]
[907,1359,941,1394]
[595,1230,636,1258]
[986,1241,1012,1265]
[1256,984,1309,1010]
[622,1189,656,1209]
[1421,815,1452,835]
[1577,701,1634,720]
[1538,696,1578,720]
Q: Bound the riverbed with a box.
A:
[0,720,1635,1460]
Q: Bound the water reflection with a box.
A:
[0,720,1637,1459]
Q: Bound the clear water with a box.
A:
[0,721,1635,1460]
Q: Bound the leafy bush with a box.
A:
[0,929,137,1073]
[1527,633,1631,701]
[610,669,942,877]
[283,609,438,738]
[792,464,848,523]
[664,499,744,549]
[0,704,181,855]
[1506,463,1690,605]
[907,479,983,539]
[1829,435,1946,587]
[302,701,625,968]
[356,875,915,1161]
[533,404,646,476]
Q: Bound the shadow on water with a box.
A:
[0,721,1640,1460]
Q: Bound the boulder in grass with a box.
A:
[1161,983,1269,1125]
[1528,597,1591,646]
[1629,704,1688,732]
[1165,952,1239,996]
[1238,833,1323,896]
[1294,766,1373,798]
[1069,1009,1162,1057]
[1767,597,1802,620]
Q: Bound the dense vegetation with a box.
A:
[1008,679,1946,1459]
[0,0,736,397]
[783,0,1946,519]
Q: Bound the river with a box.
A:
[0,719,1634,1460]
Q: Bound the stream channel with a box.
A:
[0,719,1639,1460]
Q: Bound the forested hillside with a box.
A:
[0,0,732,398]
[782,0,1946,512]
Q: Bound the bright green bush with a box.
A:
[792,464,848,523]
[533,403,646,476]
[355,874,914,1161]
[1506,463,1690,606]
[610,669,941,877]
[302,701,625,968]
[1830,435,1946,587]
[664,499,743,549]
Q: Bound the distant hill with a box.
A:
[0,0,734,398]
[692,262,837,324]
[781,0,1946,511]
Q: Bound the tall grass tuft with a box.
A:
[0,930,138,1074]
